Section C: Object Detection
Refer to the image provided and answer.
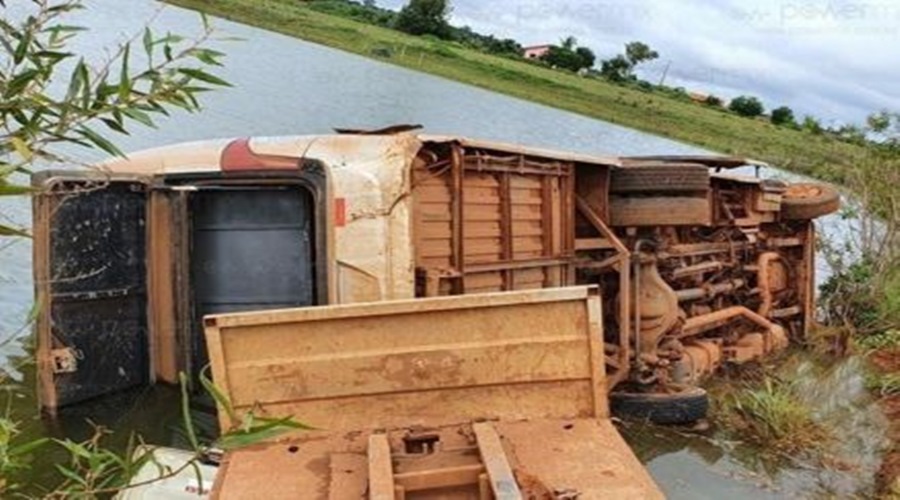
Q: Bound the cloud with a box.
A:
[378,0,900,125]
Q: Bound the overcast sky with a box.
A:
[379,0,900,126]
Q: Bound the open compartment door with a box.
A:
[33,171,150,413]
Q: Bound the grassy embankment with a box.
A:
[168,0,866,181]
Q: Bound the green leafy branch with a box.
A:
[34,370,310,498]
[0,0,231,237]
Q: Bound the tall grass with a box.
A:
[722,378,828,454]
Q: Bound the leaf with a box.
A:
[0,224,30,238]
[25,296,42,325]
[142,27,153,61]
[179,372,201,452]
[6,69,40,97]
[187,48,225,66]
[55,464,88,486]
[42,25,88,34]
[118,42,131,101]
[199,366,237,423]
[34,50,71,64]
[236,412,314,439]
[251,415,317,432]
[9,109,29,127]
[0,182,32,196]
[65,58,87,103]
[78,61,91,108]
[121,107,155,128]
[10,136,32,161]
[76,126,124,157]
[100,117,128,134]
[177,68,231,87]
[0,163,21,177]
[96,82,119,101]
[215,416,312,450]
[13,29,32,64]
[55,439,92,459]
[155,34,186,45]
[9,437,49,457]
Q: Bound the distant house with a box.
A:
[688,90,724,107]
[688,91,710,103]
[523,44,552,60]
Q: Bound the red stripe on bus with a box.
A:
[220,138,297,171]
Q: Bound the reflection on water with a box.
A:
[620,353,888,499]
[0,0,879,496]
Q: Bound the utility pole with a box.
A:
[658,60,671,87]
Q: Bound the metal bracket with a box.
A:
[51,347,78,374]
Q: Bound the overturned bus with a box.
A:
[32,131,839,422]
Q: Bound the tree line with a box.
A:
[310,0,890,148]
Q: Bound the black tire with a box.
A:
[610,385,709,425]
[609,196,710,227]
[610,164,710,194]
[781,183,840,220]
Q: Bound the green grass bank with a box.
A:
[167,0,868,180]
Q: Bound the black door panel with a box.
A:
[189,188,315,378]
[39,178,149,409]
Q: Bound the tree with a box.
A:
[600,54,631,82]
[0,0,230,237]
[835,124,866,144]
[865,110,900,149]
[729,95,764,117]
[624,41,659,67]
[705,95,724,107]
[542,46,582,71]
[867,110,893,134]
[802,115,823,135]
[540,37,595,72]
[575,46,596,70]
[394,0,452,39]
[771,106,796,126]
[452,26,521,57]
[600,41,659,82]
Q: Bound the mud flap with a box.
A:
[33,172,149,412]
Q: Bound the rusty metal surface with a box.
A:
[496,419,664,499]
[412,144,575,296]
[203,287,608,432]
[212,417,662,500]
[148,192,178,384]
[420,134,622,167]
[206,286,662,499]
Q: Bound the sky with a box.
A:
[378,0,900,127]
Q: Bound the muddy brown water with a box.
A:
[0,1,887,497]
